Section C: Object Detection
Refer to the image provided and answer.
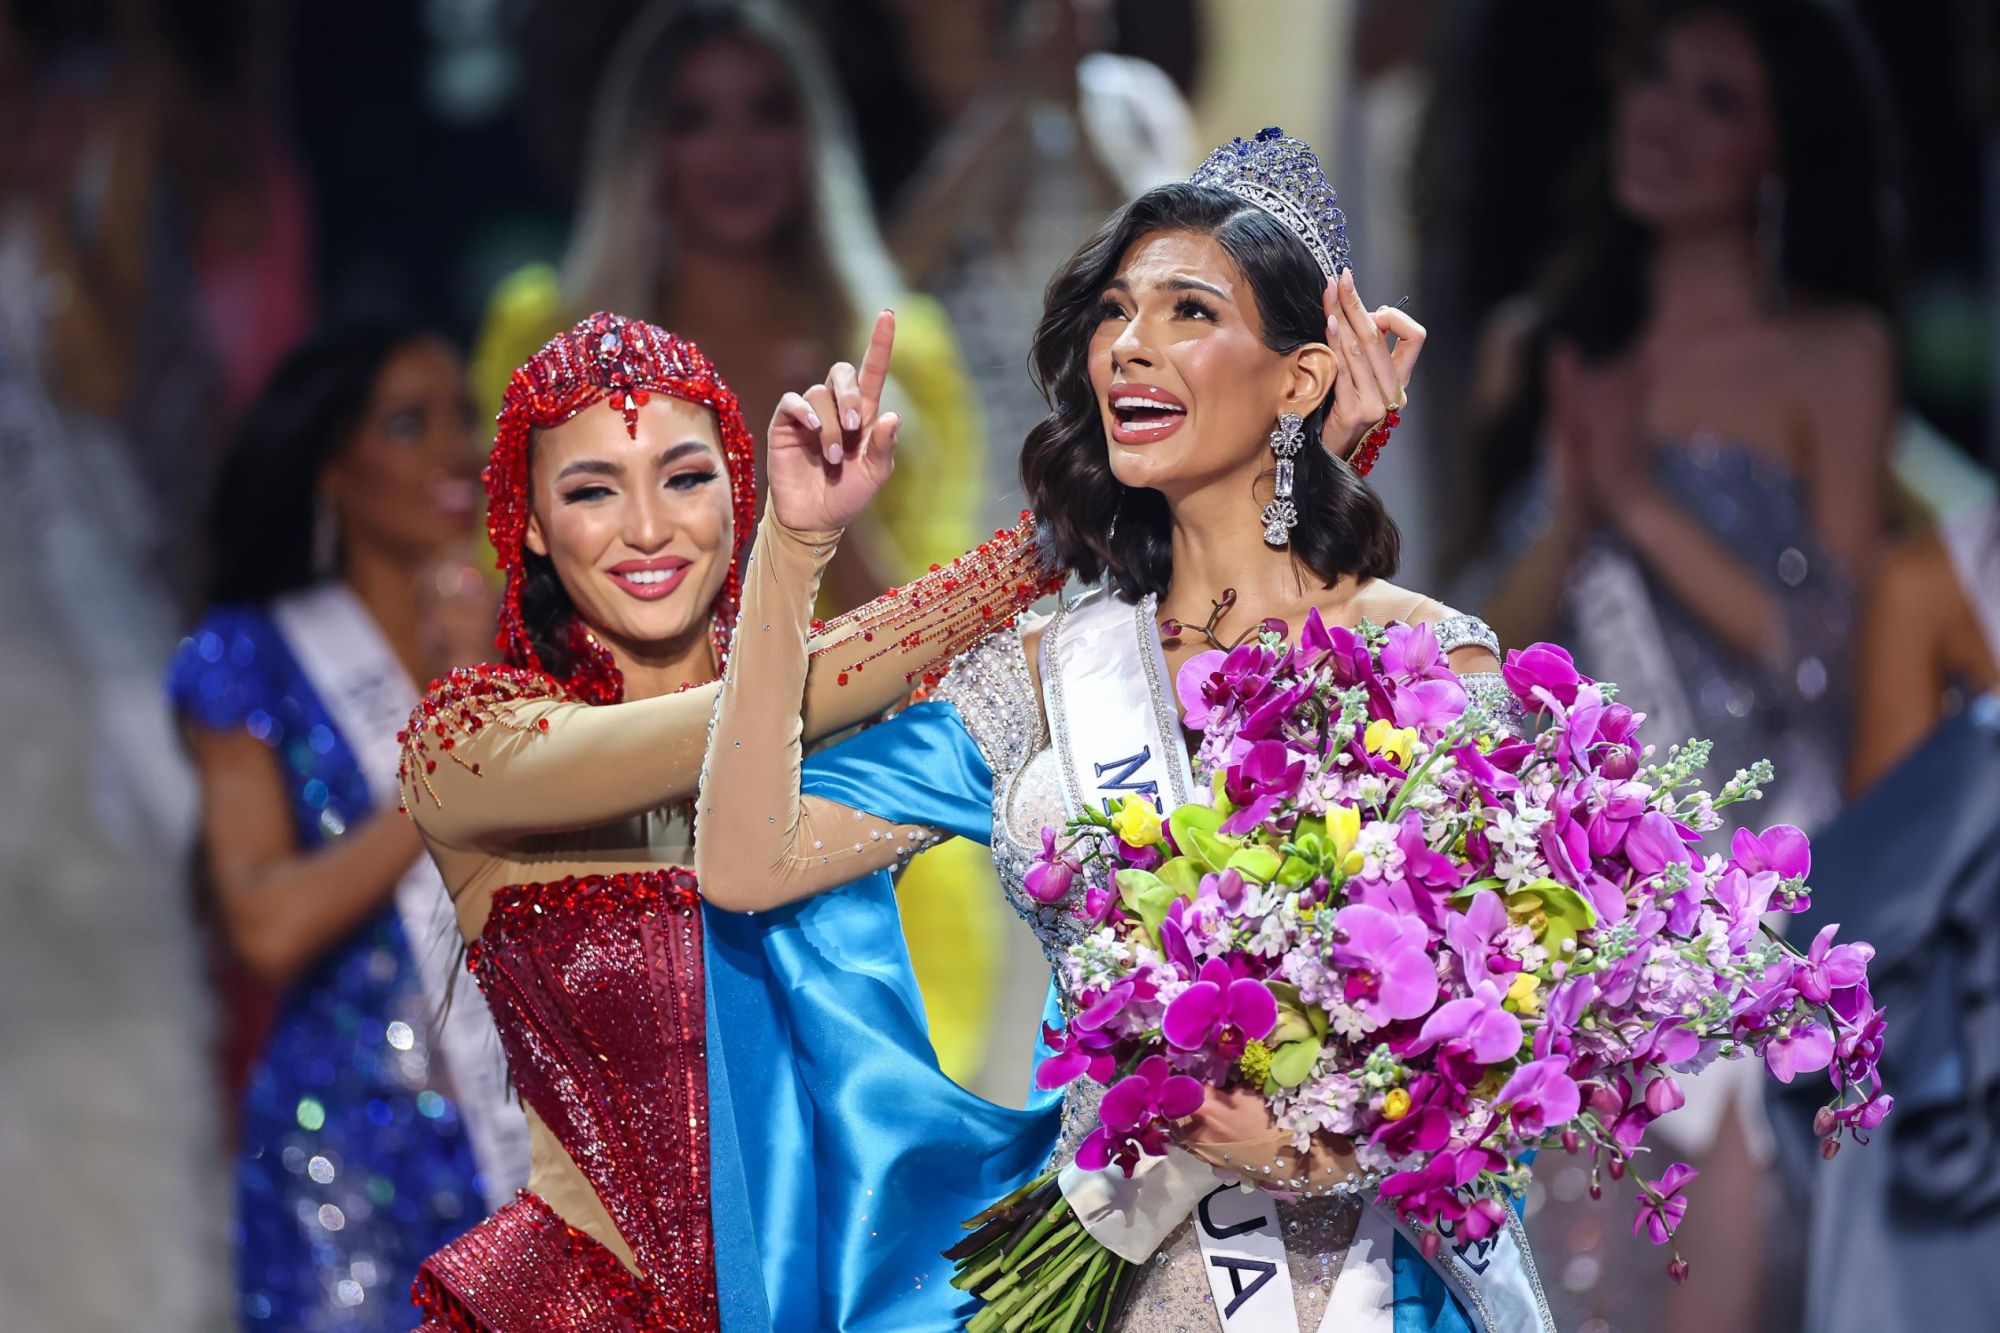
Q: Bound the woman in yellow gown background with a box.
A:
[471,0,1001,1084]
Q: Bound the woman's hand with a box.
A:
[418,557,498,683]
[1546,338,1649,530]
[1322,269,1425,461]
[767,310,901,533]
[1177,1084,1359,1194]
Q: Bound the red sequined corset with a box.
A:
[415,870,717,1331]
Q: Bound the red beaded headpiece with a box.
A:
[486,312,758,705]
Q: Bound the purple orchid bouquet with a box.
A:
[1014,612,1888,1284]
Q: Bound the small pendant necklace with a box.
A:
[1157,587,1287,653]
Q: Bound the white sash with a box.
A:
[270,584,530,1212]
[1043,589,1554,1333]
[1568,544,1695,759]
[1041,589,1195,818]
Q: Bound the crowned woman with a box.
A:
[698,131,1553,1331]
[395,311,1055,1330]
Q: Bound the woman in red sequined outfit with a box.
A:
[395,310,1054,1330]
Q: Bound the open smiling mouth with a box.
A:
[1108,386,1187,444]
[607,558,691,601]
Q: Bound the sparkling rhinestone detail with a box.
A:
[1190,127,1350,280]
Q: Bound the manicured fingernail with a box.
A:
[844,409,861,431]
[828,443,844,464]
[805,410,822,430]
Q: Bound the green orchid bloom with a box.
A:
[1168,803,1241,874]
[1114,868,1178,946]
[1504,876,1598,964]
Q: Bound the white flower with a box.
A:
[1328,1000,1376,1042]
[1354,821,1404,876]
[1488,794,1553,889]
[1245,910,1292,960]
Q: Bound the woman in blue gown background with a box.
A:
[1771,499,2000,1331]
[169,324,514,1330]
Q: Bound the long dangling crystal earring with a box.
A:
[1261,412,1304,547]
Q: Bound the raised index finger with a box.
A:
[858,308,896,417]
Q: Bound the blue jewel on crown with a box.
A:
[1190,126,1350,281]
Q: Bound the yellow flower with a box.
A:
[1110,795,1164,848]
[1238,1040,1274,1086]
[1325,803,1366,876]
[1364,718,1417,768]
[1381,1087,1412,1121]
[1503,972,1543,1017]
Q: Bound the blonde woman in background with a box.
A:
[471,0,1003,1085]
[889,0,1195,527]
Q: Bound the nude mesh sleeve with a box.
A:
[695,514,1060,911]
[399,515,1056,852]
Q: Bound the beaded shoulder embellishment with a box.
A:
[1433,612,1501,659]
[398,664,568,810]
[931,623,1044,781]
[808,512,1063,689]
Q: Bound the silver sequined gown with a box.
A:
[1565,437,1854,837]
[933,608,1528,1330]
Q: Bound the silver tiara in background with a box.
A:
[1189,127,1350,281]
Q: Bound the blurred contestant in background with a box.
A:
[475,0,979,614]
[170,325,525,1331]
[1849,498,2000,794]
[889,0,1195,527]
[472,0,1002,1082]
[1457,2,1902,1327]
[1777,498,2000,1332]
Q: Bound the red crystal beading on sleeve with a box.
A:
[412,869,717,1331]
[807,512,1064,689]
[396,664,567,810]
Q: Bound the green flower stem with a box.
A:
[1023,1248,1097,1333]
[1002,1235,1102,1332]
[1384,715,1474,822]
[1006,1194,1075,1267]
[977,1217,1078,1302]
[954,1247,1011,1293]
[962,1169,1055,1228]
[1043,1249,1108,1332]
[967,1231,1084,1332]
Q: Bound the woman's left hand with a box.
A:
[1322,269,1425,461]
[767,309,901,533]
[1178,1083,1358,1194]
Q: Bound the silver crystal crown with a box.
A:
[1190,127,1350,281]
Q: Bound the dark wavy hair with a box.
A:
[204,319,436,606]
[1021,183,1399,602]
[516,513,578,682]
[1452,0,1902,572]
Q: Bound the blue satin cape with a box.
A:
[703,700,1475,1333]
